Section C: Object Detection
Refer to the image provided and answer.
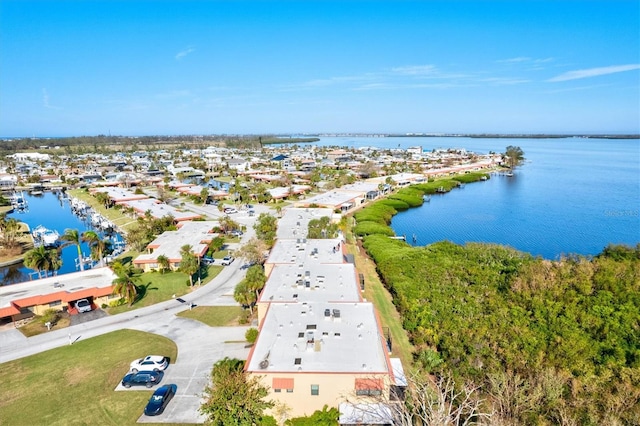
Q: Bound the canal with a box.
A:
[1,190,124,285]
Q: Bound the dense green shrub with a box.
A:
[359,235,640,425]
[452,172,489,183]
[245,327,259,344]
[353,221,395,237]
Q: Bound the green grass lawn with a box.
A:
[176,306,243,326]
[0,330,179,426]
[107,266,223,315]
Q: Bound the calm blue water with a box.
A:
[1,192,123,285]
[308,136,640,259]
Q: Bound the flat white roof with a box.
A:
[91,186,148,201]
[265,238,345,266]
[260,263,361,304]
[135,221,217,262]
[276,208,335,240]
[299,190,360,208]
[0,268,118,309]
[122,198,201,221]
[247,301,389,373]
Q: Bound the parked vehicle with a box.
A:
[130,355,169,373]
[144,384,177,416]
[221,256,234,266]
[202,256,215,265]
[223,207,238,214]
[122,370,163,388]
[230,230,243,237]
[75,298,92,313]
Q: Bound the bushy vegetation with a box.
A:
[361,234,640,425]
[352,175,638,424]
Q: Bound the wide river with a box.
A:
[309,136,639,259]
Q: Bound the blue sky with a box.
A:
[1,0,639,136]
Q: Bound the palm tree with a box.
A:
[47,249,62,276]
[244,265,266,300]
[157,254,170,274]
[60,228,85,271]
[23,246,50,278]
[82,230,112,266]
[179,245,199,286]
[111,261,138,306]
[233,281,256,314]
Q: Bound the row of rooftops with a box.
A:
[247,208,393,375]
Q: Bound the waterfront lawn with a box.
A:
[0,329,179,426]
[176,306,243,326]
[107,266,223,315]
[66,188,139,232]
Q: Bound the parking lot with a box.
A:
[115,316,251,423]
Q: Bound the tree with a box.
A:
[234,237,268,266]
[254,213,278,248]
[111,260,138,306]
[200,187,210,204]
[23,246,52,278]
[157,254,170,273]
[234,281,257,314]
[285,405,339,426]
[245,328,259,344]
[244,264,266,299]
[60,228,85,271]
[200,357,273,426]
[344,371,490,426]
[0,215,21,248]
[179,244,199,286]
[503,146,525,170]
[219,216,240,234]
[47,249,62,276]
[208,236,225,254]
[308,216,339,239]
[81,230,112,267]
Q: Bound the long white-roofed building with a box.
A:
[276,207,336,240]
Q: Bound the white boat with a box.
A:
[10,191,28,211]
[32,225,60,247]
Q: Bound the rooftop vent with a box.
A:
[258,351,270,369]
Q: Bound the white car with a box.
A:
[76,298,92,313]
[223,207,238,214]
[130,355,169,373]
[220,256,234,266]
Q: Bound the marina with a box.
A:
[1,190,125,285]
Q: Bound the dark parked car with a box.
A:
[144,384,177,416]
[121,370,163,388]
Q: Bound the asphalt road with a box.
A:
[0,199,274,423]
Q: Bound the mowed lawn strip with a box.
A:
[346,239,415,369]
[177,306,243,326]
[107,266,223,315]
[0,329,178,426]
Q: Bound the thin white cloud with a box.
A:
[479,77,530,86]
[391,65,438,76]
[175,46,195,60]
[42,88,60,109]
[155,90,192,99]
[498,57,531,63]
[548,64,640,82]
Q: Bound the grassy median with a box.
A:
[0,329,178,426]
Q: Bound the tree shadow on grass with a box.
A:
[134,282,158,303]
